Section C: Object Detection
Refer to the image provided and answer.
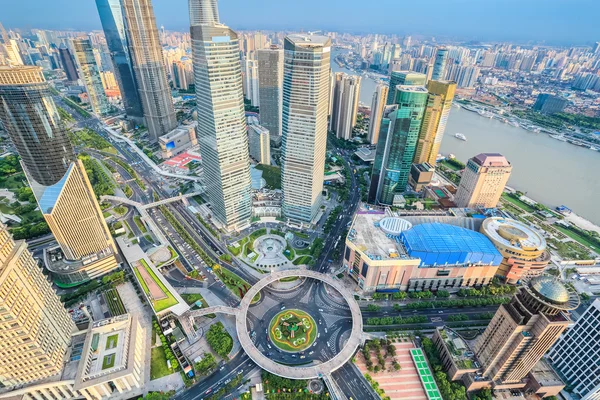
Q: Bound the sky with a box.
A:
[3,0,600,46]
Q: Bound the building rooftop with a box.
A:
[438,328,478,370]
[286,34,331,47]
[354,147,376,162]
[397,85,428,93]
[481,217,546,252]
[472,153,511,167]
[530,276,570,304]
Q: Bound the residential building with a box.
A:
[158,124,197,159]
[368,85,428,205]
[473,276,578,388]
[454,153,512,208]
[58,44,79,82]
[368,83,388,144]
[431,48,448,81]
[532,93,568,114]
[386,70,426,104]
[73,38,111,116]
[481,217,551,284]
[189,1,252,230]
[248,124,270,164]
[100,71,118,90]
[455,65,480,88]
[172,60,189,90]
[95,0,144,120]
[549,299,600,400]
[281,34,331,224]
[413,80,456,164]
[0,66,119,287]
[121,0,177,142]
[257,47,283,136]
[244,56,259,106]
[330,73,361,140]
[0,223,76,389]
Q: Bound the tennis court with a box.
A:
[410,348,443,400]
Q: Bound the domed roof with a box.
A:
[379,217,412,236]
[530,276,570,304]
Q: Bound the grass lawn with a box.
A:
[438,160,461,171]
[104,288,126,316]
[134,259,179,312]
[553,225,598,252]
[150,346,172,380]
[501,193,536,213]
[102,354,116,370]
[269,309,317,352]
[255,164,281,189]
[284,244,295,261]
[106,334,119,350]
[279,276,299,283]
[134,215,147,233]
[292,255,312,265]
[181,293,208,308]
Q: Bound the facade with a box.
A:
[368,83,388,145]
[549,299,600,400]
[244,56,260,106]
[533,93,568,115]
[0,66,118,287]
[58,45,79,82]
[473,276,578,387]
[413,80,456,164]
[386,71,426,104]
[158,124,197,159]
[190,7,252,230]
[248,124,270,164]
[257,47,283,137]
[95,0,144,120]
[121,0,177,142]
[0,223,76,389]
[330,73,361,140]
[431,48,449,81]
[454,153,512,209]
[72,38,111,116]
[281,34,331,223]
[408,162,435,191]
[481,217,550,284]
[344,213,502,293]
[188,0,219,25]
[369,85,428,205]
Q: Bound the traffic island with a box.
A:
[269,309,317,352]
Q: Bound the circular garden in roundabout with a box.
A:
[269,309,317,352]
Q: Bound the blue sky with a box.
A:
[3,0,600,45]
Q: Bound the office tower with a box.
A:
[0,22,23,66]
[244,57,259,106]
[413,80,456,164]
[73,38,111,116]
[121,0,177,142]
[532,93,568,115]
[172,61,189,90]
[474,276,578,386]
[281,34,331,223]
[329,73,361,140]
[454,153,512,209]
[386,70,426,104]
[95,0,144,120]
[248,124,270,164]
[549,299,600,400]
[368,83,388,145]
[189,1,252,230]
[0,66,118,287]
[369,85,428,205]
[0,222,76,388]
[188,0,219,25]
[58,44,79,82]
[257,47,283,136]
[431,48,448,81]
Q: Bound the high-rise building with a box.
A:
[0,222,76,388]
[58,44,79,82]
[0,66,119,287]
[368,83,388,145]
[413,80,456,164]
[188,0,219,25]
[95,0,144,120]
[455,65,480,88]
[369,85,428,205]
[549,299,600,400]
[189,0,252,230]
[248,124,270,165]
[454,153,512,209]
[431,48,448,81]
[73,38,111,116]
[172,61,189,90]
[121,0,177,142]
[0,22,23,66]
[244,57,260,106]
[257,47,283,137]
[532,93,568,115]
[386,70,426,104]
[281,34,331,223]
[329,73,361,140]
[592,41,600,54]
[474,276,578,387]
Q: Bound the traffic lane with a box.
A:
[332,362,380,400]
[361,305,499,317]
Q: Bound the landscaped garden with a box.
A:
[133,259,179,312]
[269,309,317,352]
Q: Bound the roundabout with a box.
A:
[269,309,317,352]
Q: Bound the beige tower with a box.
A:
[413,80,456,164]
[329,72,361,140]
[368,83,388,145]
[474,276,578,387]
[0,223,76,388]
[454,153,512,208]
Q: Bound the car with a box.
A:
[438,311,444,314]
[318,308,323,312]
[205,389,212,394]
[324,328,328,333]
[280,305,286,310]
[312,343,317,347]
[300,355,305,359]
[309,351,314,355]
[317,333,320,338]
[267,344,272,349]
[291,354,297,358]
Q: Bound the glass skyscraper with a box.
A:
[386,71,426,104]
[95,0,144,120]
[73,38,111,116]
[257,47,283,137]
[431,48,449,81]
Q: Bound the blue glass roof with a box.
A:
[400,223,503,267]
[38,164,73,214]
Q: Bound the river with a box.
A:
[330,49,600,225]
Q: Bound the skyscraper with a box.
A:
[474,276,578,386]
[0,66,118,287]
[244,56,259,106]
[454,153,512,208]
[281,34,331,223]
[257,47,283,136]
[369,85,428,205]
[121,0,177,142]
[58,44,79,82]
[189,0,252,230]
[386,70,426,104]
[431,48,448,81]
[73,38,111,116]
[248,124,270,165]
[0,222,76,388]
[0,22,23,66]
[95,0,144,120]
[413,80,456,164]
[549,299,600,400]
[329,73,361,140]
[368,83,388,145]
